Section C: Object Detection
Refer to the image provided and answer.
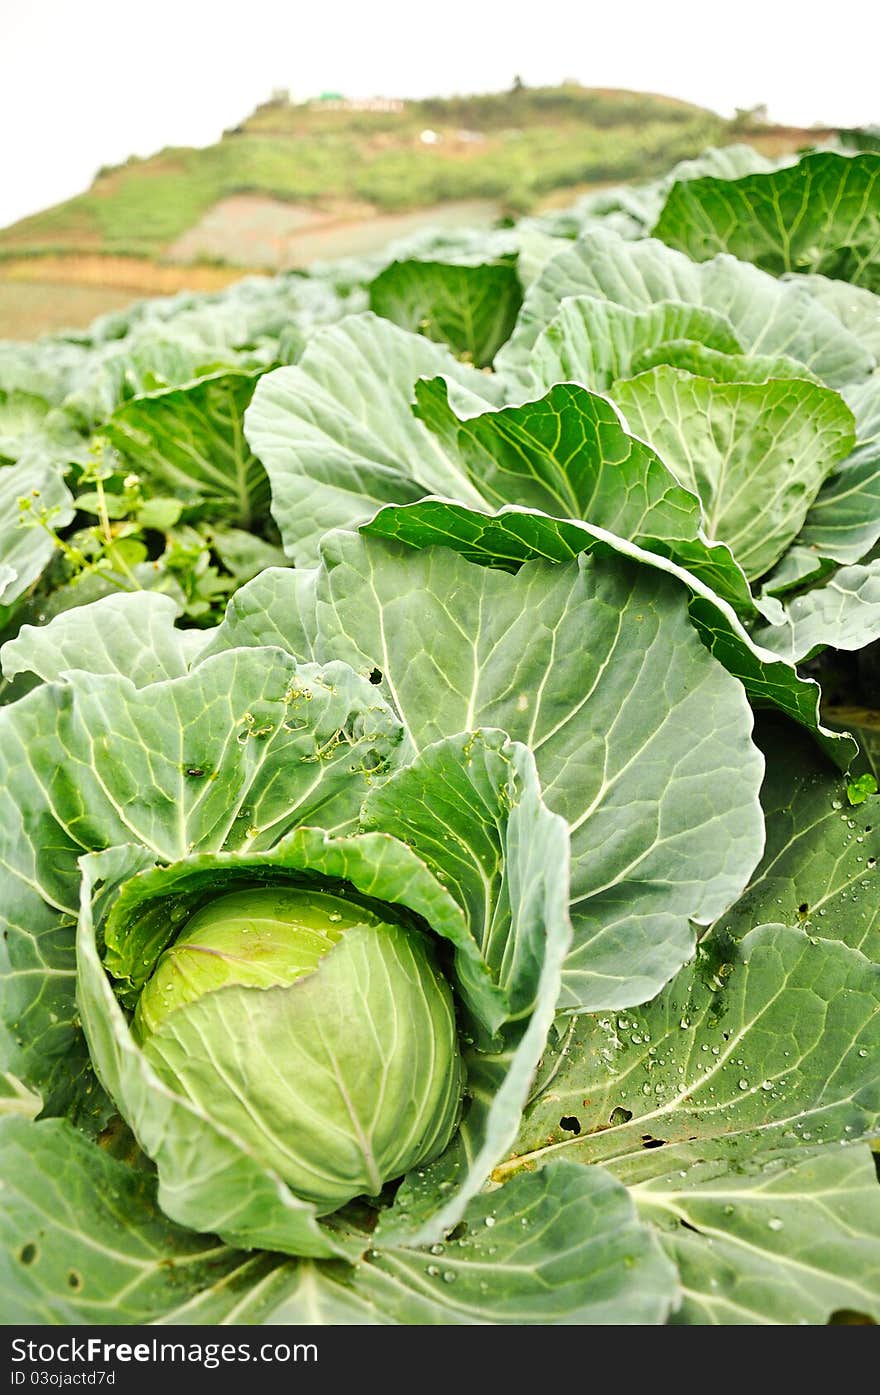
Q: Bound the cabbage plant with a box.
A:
[3,524,879,1325]
[0,512,775,1319]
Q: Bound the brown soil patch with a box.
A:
[168,195,369,266]
[168,195,502,269]
[0,258,260,339]
[2,255,251,294]
[0,282,145,339]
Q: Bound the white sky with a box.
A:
[1,0,877,229]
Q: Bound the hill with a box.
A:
[0,83,833,338]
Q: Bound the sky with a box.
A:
[1,0,877,228]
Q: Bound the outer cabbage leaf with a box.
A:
[497,720,880,1325]
[528,296,742,393]
[611,368,855,580]
[102,369,270,530]
[0,1117,293,1324]
[310,1163,677,1325]
[0,391,82,468]
[0,1120,677,1326]
[712,717,880,961]
[628,342,821,385]
[496,226,875,389]
[0,456,75,609]
[243,313,501,565]
[314,531,763,1012]
[368,259,523,367]
[413,377,753,611]
[61,334,255,434]
[529,147,782,250]
[636,1146,880,1325]
[784,274,880,359]
[1,592,202,688]
[362,733,570,1242]
[0,1074,41,1119]
[752,559,880,663]
[200,566,318,664]
[653,153,880,291]
[796,372,880,565]
[760,547,834,598]
[359,501,851,763]
[509,922,879,1179]
[659,144,784,189]
[0,341,88,406]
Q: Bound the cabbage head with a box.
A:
[133,886,463,1210]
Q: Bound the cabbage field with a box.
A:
[1,142,879,1326]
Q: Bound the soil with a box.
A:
[0,257,256,339]
[167,195,503,270]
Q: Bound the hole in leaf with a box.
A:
[448,1222,468,1241]
[609,1106,632,1125]
[368,668,383,685]
[641,1134,666,1149]
[559,1115,581,1135]
[798,902,809,915]
[67,1271,83,1290]
[19,1243,37,1265]
[679,1219,702,1234]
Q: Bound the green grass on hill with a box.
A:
[0,85,725,261]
